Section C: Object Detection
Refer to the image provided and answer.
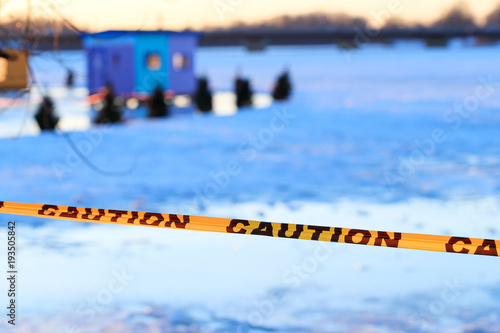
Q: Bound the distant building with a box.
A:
[82,30,199,99]
[0,49,28,90]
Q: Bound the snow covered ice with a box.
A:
[0,41,500,332]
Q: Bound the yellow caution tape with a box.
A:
[0,201,498,257]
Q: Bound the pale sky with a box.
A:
[3,0,500,31]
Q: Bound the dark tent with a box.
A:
[35,97,59,131]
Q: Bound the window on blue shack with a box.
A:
[146,53,162,71]
[172,52,190,71]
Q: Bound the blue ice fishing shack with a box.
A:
[82,30,199,100]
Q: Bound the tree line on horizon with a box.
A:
[1,2,500,38]
[213,3,500,32]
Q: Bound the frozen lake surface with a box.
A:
[0,41,500,332]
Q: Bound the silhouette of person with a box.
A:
[147,86,169,118]
[94,84,122,124]
[235,75,253,108]
[272,71,292,101]
[194,77,213,112]
[66,70,74,89]
[35,96,59,131]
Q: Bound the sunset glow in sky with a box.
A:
[3,0,500,31]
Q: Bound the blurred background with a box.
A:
[1,0,500,332]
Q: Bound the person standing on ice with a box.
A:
[147,85,169,118]
[234,74,253,108]
[35,96,59,131]
[66,69,74,89]
[94,84,122,124]
[193,77,213,112]
[272,70,292,101]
